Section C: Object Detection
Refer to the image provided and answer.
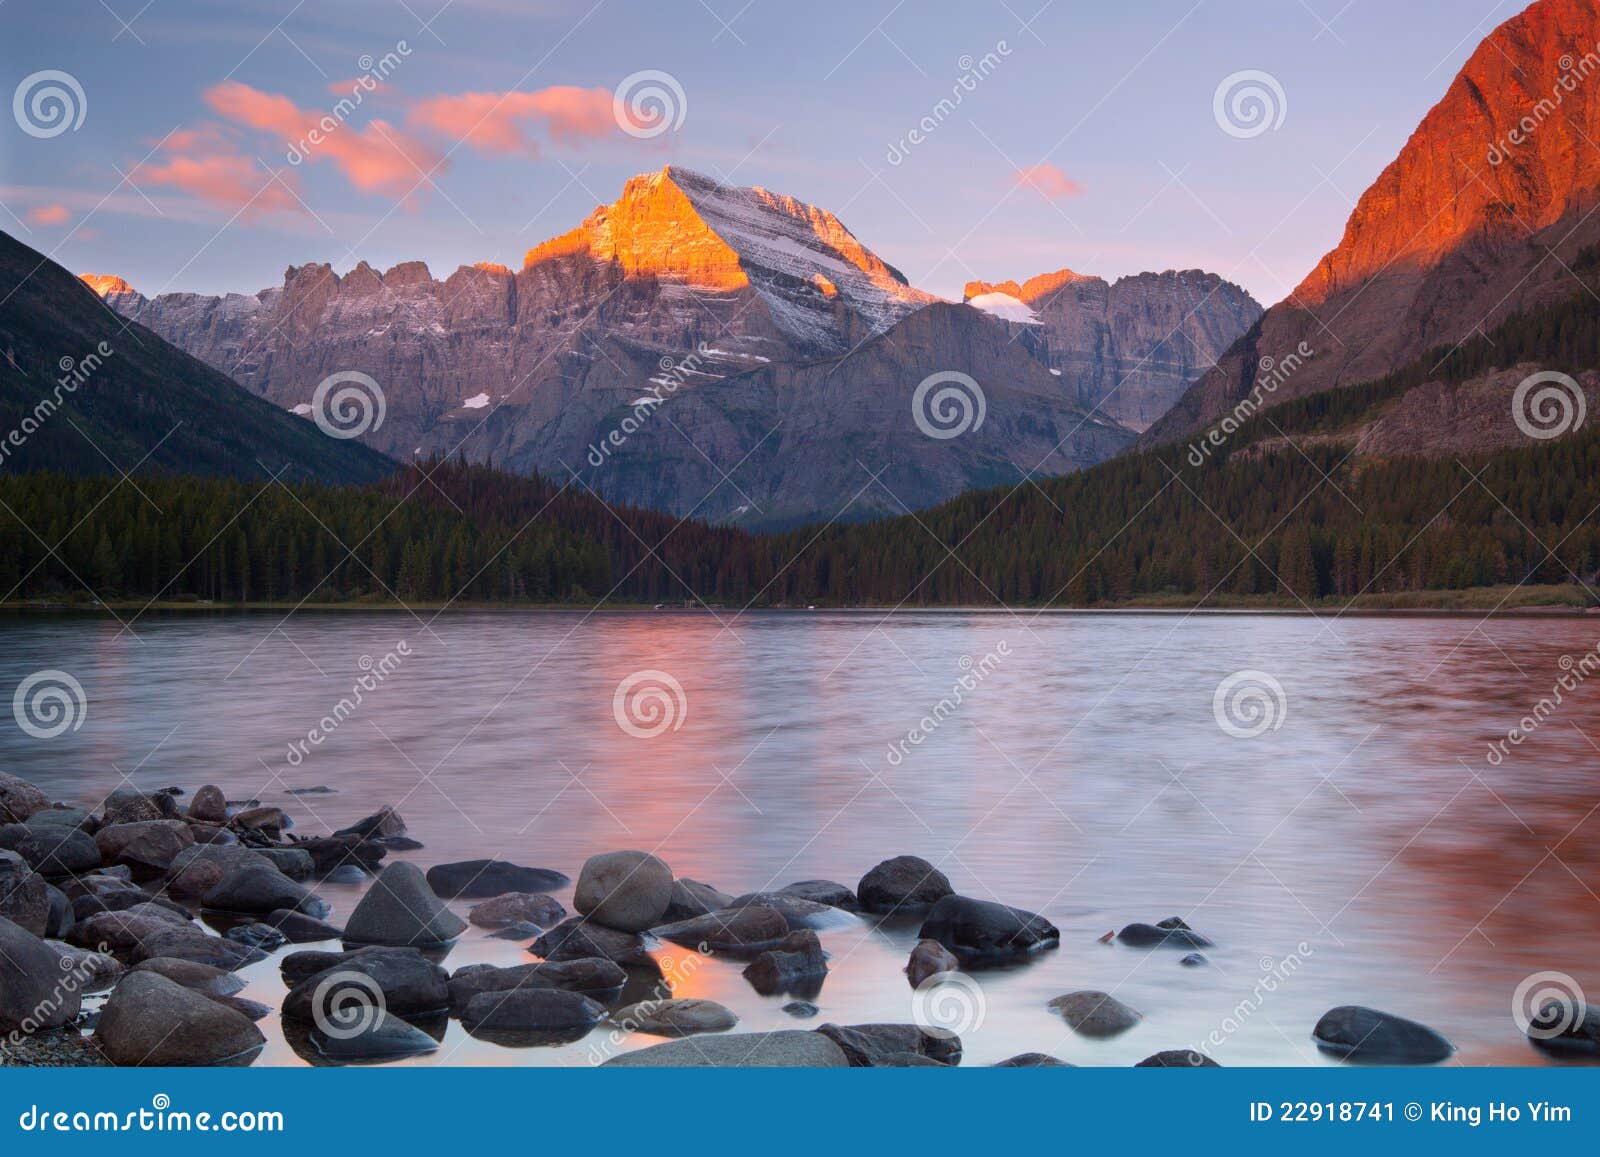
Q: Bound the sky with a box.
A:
[1,0,1528,308]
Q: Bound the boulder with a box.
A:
[783,1000,820,1018]
[203,860,328,917]
[25,807,95,833]
[1526,997,1600,1055]
[743,929,828,996]
[94,971,264,1066]
[531,917,651,966]
[602,1030,849,1067]
[100,788,179,826]
[727,891,855,930]
[460,987,605,1033]
[43,883,73,939]
[0,915,82,1031]
[918,894,1060,963]
[72,889,189,923]
[254,847,314,881]
[664,878,733,920]
[343,862,466,947]
[39,940,122,992]
[652,906,789,954]
[1048,991,1143,1039]
[93,820,194,879]
[130,957,246,998]
[0,849,50,935]
[574,851,673,932]
[815,1022,962,1067]
[263,909,346,943]
[1118,919,1213,949]
[282,948,450,1020]
[187,785,227,823]
[781,879,859,910]
[1137,1050,1220,1067]
[230,806,291,838]
[448,958,627,1010]
[1181,953,1208,967]
[611,998,738,1037]
[994,1052,1073,1067]
[131,926,264,971]
[312,1009,440,1062]
[467,892,566,929]
[225,923,287,952]
[880,1051,951,1066]
[69,903,190,956]
[333,808,407,841]
[186,822,236,846]
[488,922,543,941]
[0,823,100,876]
[906,938,960,988]
[293,835,386,876]
[0,773,48,824]
[427,860,569,900]
[857,855,953,914]
[1312,1006,1455,1064]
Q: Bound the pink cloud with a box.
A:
[408,86,615,155]
[25,204,71,226]
[205,80,442,198]
[135,130,303,217]
[1016,163,1082,200]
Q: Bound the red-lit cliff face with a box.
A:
[1150,0,1600,445]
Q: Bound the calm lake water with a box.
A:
[2,609,1598,1067]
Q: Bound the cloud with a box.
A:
[1016,163,1082,200]
[408,86,615,154]
[25,204,70,226]
[205,80,442,198]
[137,150,303,217]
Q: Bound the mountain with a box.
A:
[78,166,1248,526]
[0,231,394,485]
[1149,0,1600,450]
[963,269,1261,431]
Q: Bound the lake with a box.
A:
[3,609,1597,1067]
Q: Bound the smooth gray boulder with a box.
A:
[602,1029,849,1067]
[460,987,605,1032]
[1118,919,1213,949]
[203,859,327,916]
[1049,991,1143,1039]
[263,909,346,943]
[0,823,100,876]
[131,957,247,998]
[343,862,465,947]
[918,894,1059,962]
[94,971,264,1066]
[1313,1006,1455,1064]
[1137,1049,1220,1067]
[727,891,856,930]
[781,879,859,910]
[994,1052,1073,1067]
[0,915,82,1032]
[574,850,673,931]
[610,998,737,1037]
[857,855,953,914]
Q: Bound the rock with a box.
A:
[1048,991,1143,1039]
[130,957,246,998]
[574,850,673,932]
[24,806,95,833]
[449,958,628,1009]
[1137,1049,1220,1067]
[488,922,543,941]
[530,918,651,966]
[39,940,122,992]
[282,948,450,1020]
[0,915,82,1031]
[280,946,396,986]
[426,860,570,900]
[0,823,100,876]
[230,806,291,837]
[781,879,859,910]
[1180,953,1208,967]
[186,822,236,846]
[918,894,1059,963]
[214,996,271,1022]
[72,889,190,923]
[286,786,338,795]
[857,855,953,914]
[293,835,385,877]
[994,1052,1073,1067]
[815,1022,962,1067]
[1526,998,1600,1055]
[461,987,605,1033]
[131,925,264,971]
[880,1051,950,1067]
[323,863,371,885]
[203,860,328,917]
[1118,921,1213,949]
[93,971,264,1066]
[742,930,828,996]
[333,807,407,841]
[224,923,287,952]
[254,847,314,880]
[376,836,424,852]
[664,878,733,920]
[906,938,960,988]
[93,820,194,879]
[312,1009,439,1062]
[727,891,855,930]
[343,862,466,947]
[100,788,179,826]
[263,909,346,943]
[69,903,190,956]
[0,773,48,824]
[188,785,227,823]
[610,998,738,1036]
[467,892,566,929]
[43,883,72,939]
[0,849,49,935]
[783,1000,820,1018]
[653,906,789,953]
[602,1030,849,1067]
[1312,1006,1455,1064]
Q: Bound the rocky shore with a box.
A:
[1,769,1594,1068]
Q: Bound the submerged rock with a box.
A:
[602,1030,849,1067]
[573,850,673,932]
[1137,1049,1220,1067]
[1312,1006,1455,1064]
[1048,991,1143,1039]
[906,938,960,988]
[742,930,828,996]
[783,1000,820,1018]
[994,1052,1073,1067]
[781,879,859,911]
[857,855,953,914]
[1118,920,1213,949]
[427,860,569,900]
[918,894,1059,963]
[312,1009,439,1063]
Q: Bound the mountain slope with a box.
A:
[964,268,1261,430]
[1149,0,1600,447]
[0,231,394,485]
